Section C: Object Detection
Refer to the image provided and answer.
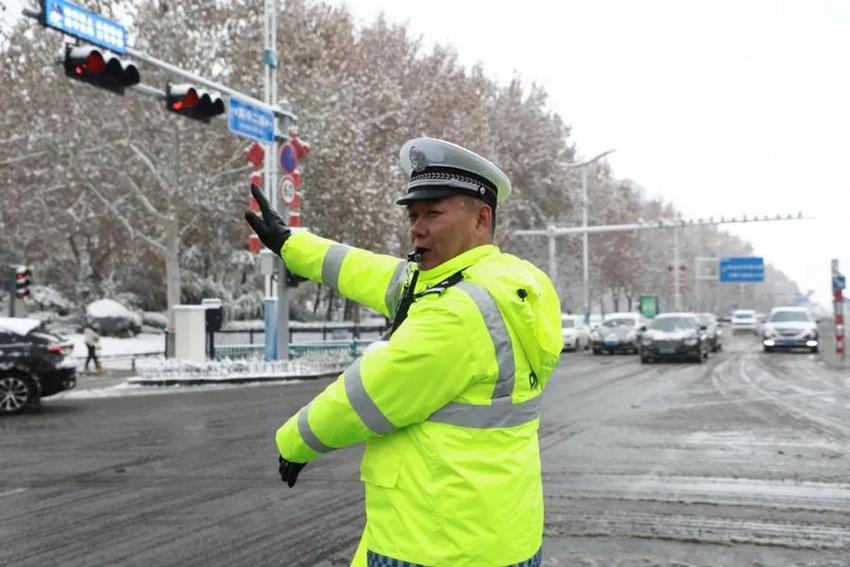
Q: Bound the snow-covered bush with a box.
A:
[141,311,168,330]
[86,298,142,337]
[29,285,74,316]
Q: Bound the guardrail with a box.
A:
[214,339,377,361]
[154,321,389,362]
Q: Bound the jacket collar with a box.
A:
[416,244,499,290]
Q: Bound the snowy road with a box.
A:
[2,331,849,565]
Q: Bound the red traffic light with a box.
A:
[64,45,139,94]
[170,87,200,111]
[74,50,106,76]
[165,83,224,122]
[13,265,32,300]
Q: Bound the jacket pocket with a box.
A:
[360,443,401,488]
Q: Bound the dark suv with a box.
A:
[0,317,77,415]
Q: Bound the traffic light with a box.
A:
[165,83,225,122]
[63,44,139,94]
[14,266,32,300]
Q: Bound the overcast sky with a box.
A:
[334,0,850,308]
[5,0,849,307]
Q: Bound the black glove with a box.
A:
[279,455,307,488]
[245,184,292,255]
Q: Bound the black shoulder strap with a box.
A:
[386,267,467,338]
[414,268,467,299]
[386,269,420,338]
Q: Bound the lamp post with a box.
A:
[513,148,615,316]
[573,149,616,320]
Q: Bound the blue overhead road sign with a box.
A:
[719,257,764,282]
[42,0,127,54]
[228,97,274,144]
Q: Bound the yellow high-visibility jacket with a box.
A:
[275,231,563,566]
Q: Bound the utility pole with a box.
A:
[516,149,615,318]
[579,151,616,319]
[672,225,681,310]
[262,0,291,361]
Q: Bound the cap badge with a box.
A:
[409,146,428,172]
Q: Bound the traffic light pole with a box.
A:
[262,0,291,361]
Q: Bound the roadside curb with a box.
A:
[126,370,340,386]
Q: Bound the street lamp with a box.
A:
[512,148,615,317]
[565,149,616,320]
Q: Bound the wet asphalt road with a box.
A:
[2,330,850,566]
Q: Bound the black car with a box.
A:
[639,313,710,364]
[695,312,722,352]
[0,318,76,415]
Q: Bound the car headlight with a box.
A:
[716,329,723,336]
[684,338,698,346]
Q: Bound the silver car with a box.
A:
[761,307,819,353]
[591,313,644,355]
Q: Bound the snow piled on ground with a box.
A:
[69,332,164,358]
[54,379,306,400]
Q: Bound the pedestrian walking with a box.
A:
[83,323,101,375]
[246,137,563,566]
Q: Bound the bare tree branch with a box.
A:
[88,186,167,255]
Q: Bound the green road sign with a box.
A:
[639,295,659,318]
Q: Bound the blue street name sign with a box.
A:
[42,0,127,54]
[719,256,764,283]
[833,275,845,291]
[228,97,275,144]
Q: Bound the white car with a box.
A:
[730,309,758,334]
[761,307,819,353]
[561,314,591,351]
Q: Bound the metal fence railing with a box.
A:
[207,321,389,361]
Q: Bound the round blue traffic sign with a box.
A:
[279,143,297,174]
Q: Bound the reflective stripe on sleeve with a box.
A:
[297,403,334,453]
[344,358,396,435]
[427,395,541,428]
[384,260,408,319]
[456,281,515,400]
[321,244,351,293]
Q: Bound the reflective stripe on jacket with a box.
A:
[276,230,563,566]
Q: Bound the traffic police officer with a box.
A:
[246,138,563,566]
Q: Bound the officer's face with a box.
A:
[407,195,490,270]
